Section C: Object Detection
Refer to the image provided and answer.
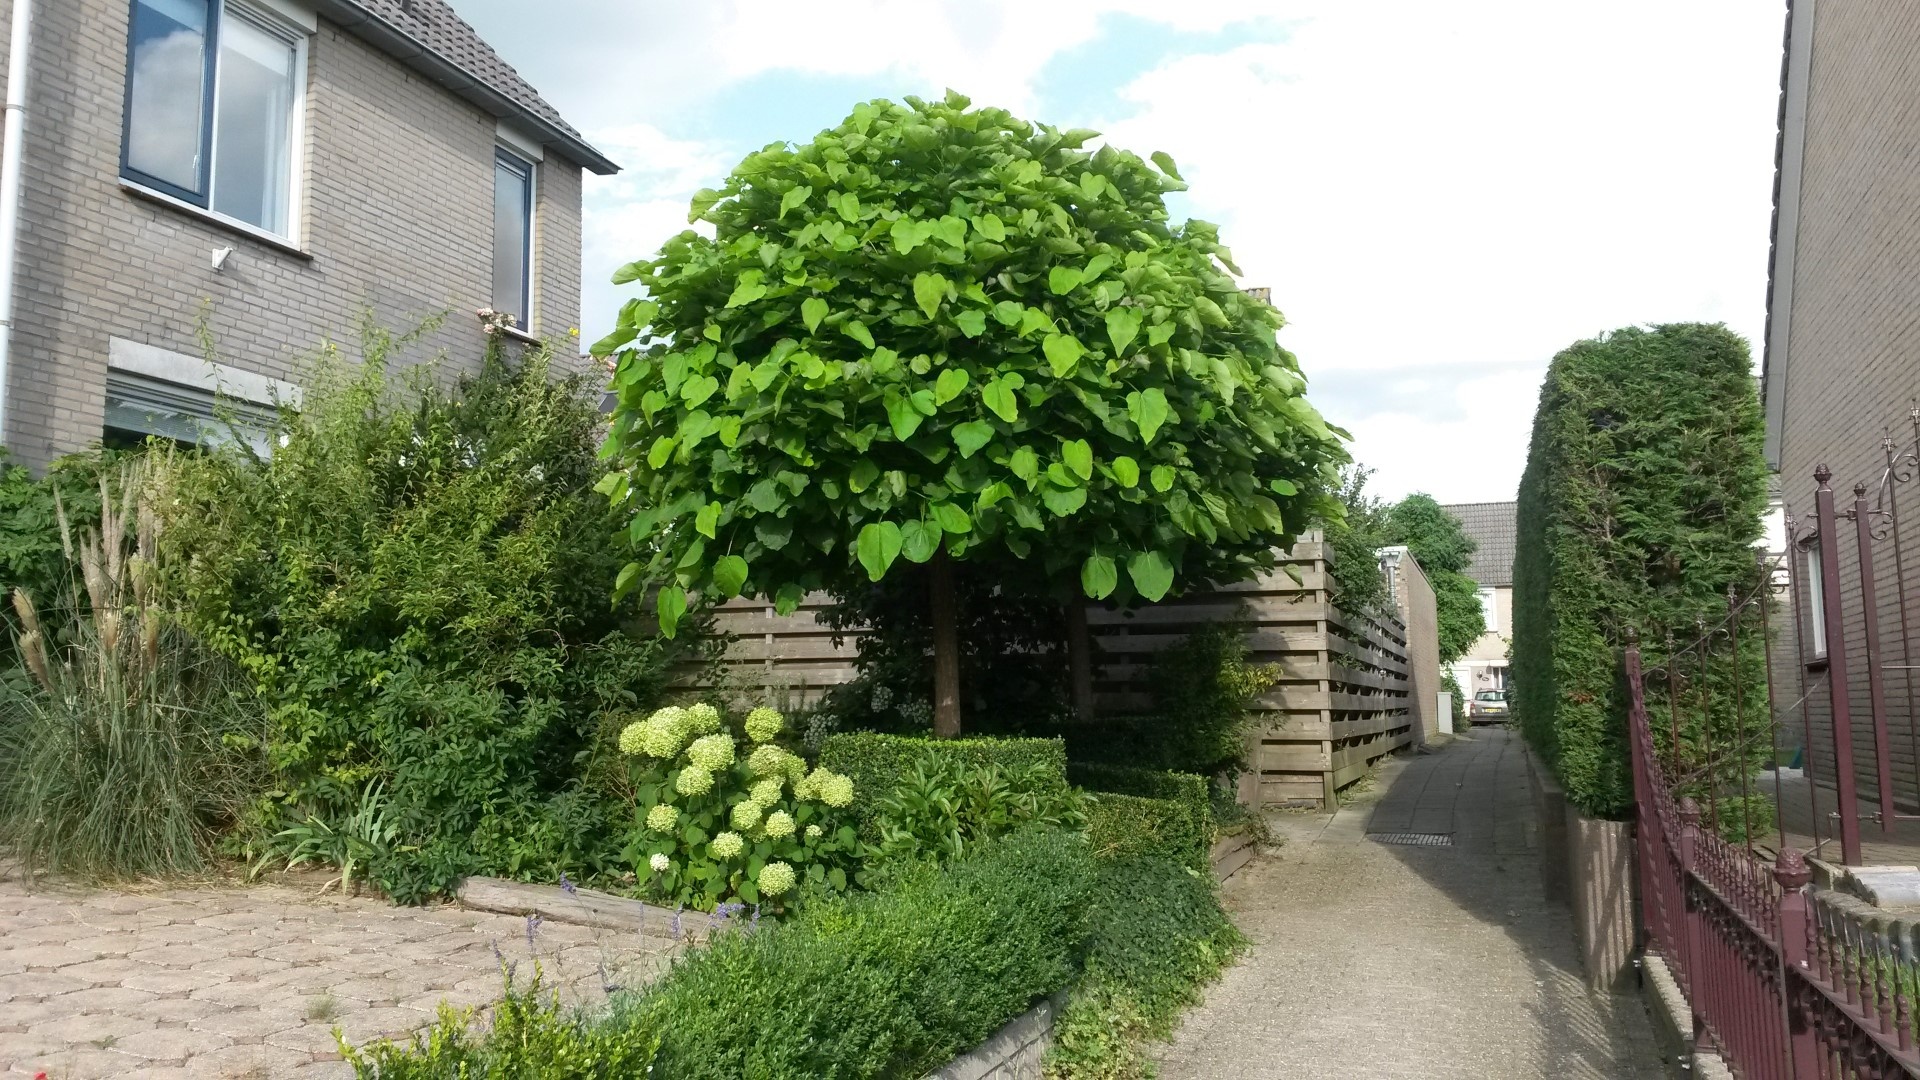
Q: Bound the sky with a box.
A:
[450,0,1786,505]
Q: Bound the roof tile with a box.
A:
[1439,501,1518,588]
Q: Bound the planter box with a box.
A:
[925,993,1065,1080]
[1211,829,1255,884]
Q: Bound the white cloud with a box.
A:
[1099,0,1784,501]
[578,124,732,341]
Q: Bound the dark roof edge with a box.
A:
[1763,0,1813,471]
[315,0,619,176]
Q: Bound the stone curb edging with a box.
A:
[925,992,1067,1080]
[1641,953,1735,1079]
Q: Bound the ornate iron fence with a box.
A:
[1629,634,1920,1076]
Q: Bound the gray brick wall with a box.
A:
[0,0,588,468]
[1771,0,1920,807]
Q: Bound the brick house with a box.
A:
[1439,501,1516,699]
[0,0,615,467]
[1763,0,1920,806]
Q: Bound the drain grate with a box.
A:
[1369,832,1454,847]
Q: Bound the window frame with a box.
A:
[1805,544,1828,660]
[492,146,537,324]
[1478,586,1499,635]
[119,0,310,242]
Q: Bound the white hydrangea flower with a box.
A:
[649,853,671,873]
[744,706,784,743]
[686,733,736,771]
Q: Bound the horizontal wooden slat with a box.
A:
[1258,743,1332,772]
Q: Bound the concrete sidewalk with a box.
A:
[1156,730,1663,1079]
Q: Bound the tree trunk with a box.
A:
[930,552,962,738]
[1067,596,1094,721]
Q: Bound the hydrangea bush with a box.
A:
[619,704,859,909]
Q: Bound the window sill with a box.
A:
[486,321,543,345]
[1806,656,1830,673]
[120,180,312,260]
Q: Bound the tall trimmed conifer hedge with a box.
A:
[1513,324,1769,823]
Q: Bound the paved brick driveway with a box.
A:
[0,872,675,1079]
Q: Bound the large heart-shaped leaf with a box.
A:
[953,421,995,458]
[681,375,719,408]
[900,520,941,563]
[779,184,812,218]
[656,584,689,637]
[711,555,749,598]
[1081,555,1118,600]
[1128,388,1171,444]
[1112,456,1140,488]
[932,503,972,534]
[953,309,987,338]
[695,501,721,538]
[1270,478,1299,496]
[1150,465,1176,492]
[726,276,766,309]
[982,379,1020,423]
[1042,486,1088,517]
[914,272,948,319]
[1048,266,1084,295]
[1106,307,1143,354]
[886,394,926,440]
[857,522,903,581]
[1010,446,1039,483]
[1062,439,1094,480]
[934,367,969,404]
[843,321,875,349]
[801,297,828,334]
[1043,334,1085,378]
[1127,550,1175,602]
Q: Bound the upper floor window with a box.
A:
[122,0,306,239]
[492,148,535,324]
[1479,587,1499,634]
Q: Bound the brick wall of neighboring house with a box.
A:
[0,0,588,468]
[1766,0,1920,805]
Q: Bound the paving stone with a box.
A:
[125,944,225,969]
[185,956,285,981]
[26,1010,155,1045]
[118,968,231,997]
[186,1008,309,1042]
[56,959,161,989]
[0,1032,60,1066]
[283,1061,354,1080]
[253,944,348,967]
[96,1023,226,1064]
[118,996,221,1026]
[263,1023,348,1056]
[112,1066,199,1080]
[13,1046,133,1079]
[330,1006,428,1045]
[0,971,90,1002]
[184,1040,312,1078]
[4,945,106,971]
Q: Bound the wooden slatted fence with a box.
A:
[682,532,1414,807]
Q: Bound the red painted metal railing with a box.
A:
[1628,641,1920,1077]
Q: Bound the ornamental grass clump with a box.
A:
[618,702,858,908]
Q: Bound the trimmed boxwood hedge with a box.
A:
[820,731,1069,834]
[1083,792,1209,871]
[1513,324,1769,821]
[638,826,1095,1080]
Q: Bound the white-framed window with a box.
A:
[1479,587,1499,634]
[1806,545,1828,659]
[492,148,536,323]
[121,0,308,240]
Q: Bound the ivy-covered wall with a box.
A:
[1513,324,1769,820]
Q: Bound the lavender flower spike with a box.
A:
[525,914,543,945]
[558,871,576,896]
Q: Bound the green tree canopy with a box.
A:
[596,93,1348,646]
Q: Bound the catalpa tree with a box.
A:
[595,92,1348,735]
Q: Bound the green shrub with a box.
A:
[639,826,1096,1080]
[0,458,264,880]
[1083,792,1209,871]
[163,325,700,901]
[341,964,661,1078]
[870,755,1085,865]
[820,731,1069,833]
[1513,324,1769,820]
[612,703,860,910]
[1045,856,1245,1079]
[1070,762,1212,842]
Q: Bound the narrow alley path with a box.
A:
[1157,729,1664,1079]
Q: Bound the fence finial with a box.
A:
[1773,847,1812,890]
[1855,482,1869,498]
[1625,628,1639,646]
[1678,797,1702,826]
[1815,463,1833,488]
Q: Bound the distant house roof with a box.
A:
[317,0,618,175]
[1440,501,1517,588]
